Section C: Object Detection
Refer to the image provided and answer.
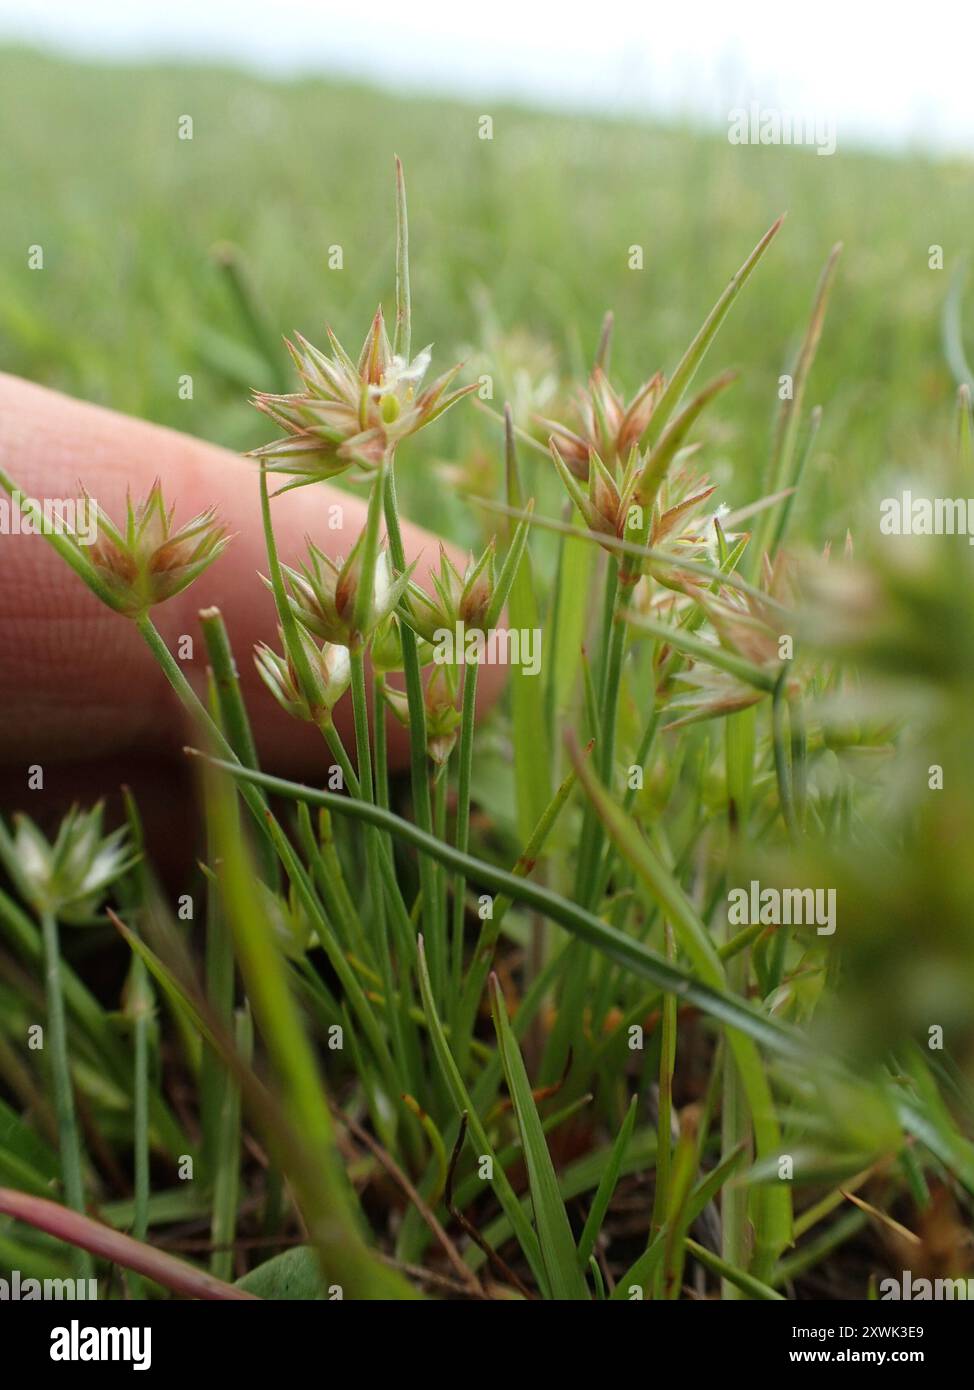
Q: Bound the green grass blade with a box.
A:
[504,405,551,840]
[199,605,278,886]
[415,937,548,1291]
[576,1095,638,1269]
[754,242,842,566]
[393,155,411,362]
[610,1143,741,1299]
[489,975,589,1300]
[684,1237,785,1300]
[548,508,595,725]
[646,216,784,447]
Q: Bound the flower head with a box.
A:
[84,483,229,617]
[251,308,476,486]
[654,557,798,725]
[402,541,496,645]
[423,664,462,765]
[0,804,135,921]
[278,532,413,649]
[539,364,663,481]
[550,435,718,569]
[255,628,351,722]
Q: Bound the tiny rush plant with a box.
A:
[1,161,973,1304]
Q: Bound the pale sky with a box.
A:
[1,0,972,154]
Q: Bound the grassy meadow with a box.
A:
[2,47,971,541]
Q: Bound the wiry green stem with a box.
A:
[318,715,416,968]
[210,1006,248,1282]
[350,644,401,1067]
[649,923,677,1273]
[39,907,93,1280]
[382,462,444,999]
[349,647,382,910]
[200,606,278,886]
[131,957,151,1248]
[450,662,478,1001]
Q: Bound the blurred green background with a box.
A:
[1,46,971,544]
